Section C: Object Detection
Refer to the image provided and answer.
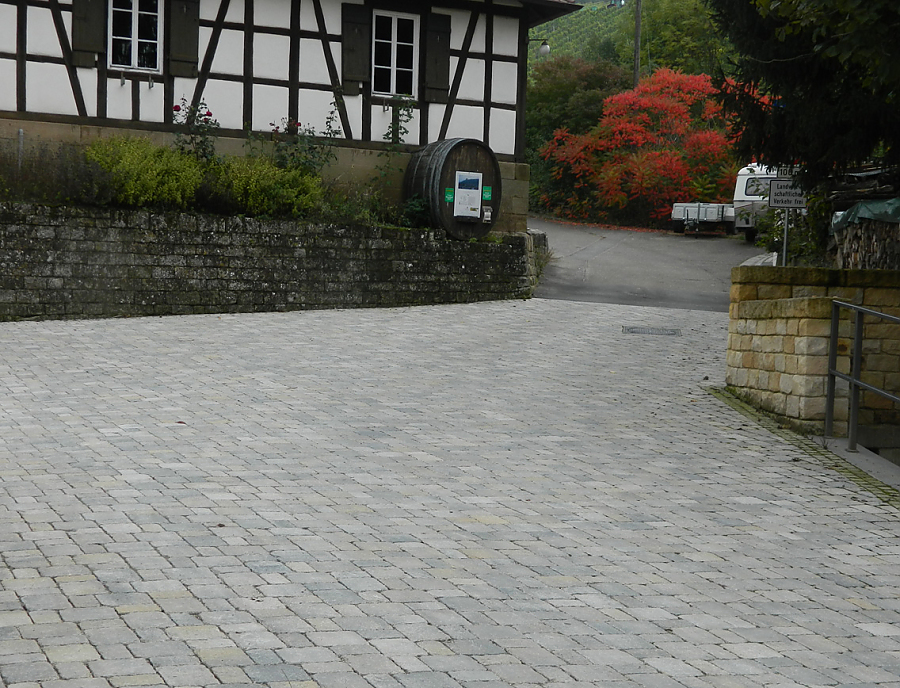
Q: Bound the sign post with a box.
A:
[768,179,807,266]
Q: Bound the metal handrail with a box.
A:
[825,300,900,451]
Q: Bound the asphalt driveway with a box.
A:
[531,218,765,311]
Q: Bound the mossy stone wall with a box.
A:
[0,204,541,321]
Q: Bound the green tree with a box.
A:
[526,56,630,149]
[613,0,734,77]
[706,0,900,187]
[526,56,630,210]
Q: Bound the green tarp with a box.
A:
[833,198,900,232]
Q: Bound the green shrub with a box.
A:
[85,137,202,209]
[0,141,114,205]
[212,156,324,218]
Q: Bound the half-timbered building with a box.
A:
[0,0,580,230]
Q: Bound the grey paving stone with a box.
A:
[1,301,899,688]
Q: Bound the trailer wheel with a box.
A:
[744,227,757,243]
[671,220,685,234]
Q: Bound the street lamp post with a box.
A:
[632,0,642,87]
[608,0,642,87]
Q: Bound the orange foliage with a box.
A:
[539,69,736,224]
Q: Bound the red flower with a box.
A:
[173,105,181,112]
[205,111,212,117]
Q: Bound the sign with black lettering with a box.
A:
[768,179,807,208]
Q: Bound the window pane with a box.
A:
[373,67,391,94]
[373,42,392,68]
[138,13,157,40]
[397,18,415,44]
[139,0,157,12]
[113,0,132,9]
[745,179,765,197]
[396,44,414,70]
[374,14,392,41]
[396,70,413,96]
[112,39,131,66]
[112,10,132,38]
[137,41,157,69]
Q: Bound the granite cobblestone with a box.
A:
[1,299,899,687]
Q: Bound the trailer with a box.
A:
[670,202,735,235]
[670,165,778,241]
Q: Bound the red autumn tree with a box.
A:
[538,69,736,225]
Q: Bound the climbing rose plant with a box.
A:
[538,69,736,225]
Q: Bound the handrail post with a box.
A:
[848,311,865,452]
[824,300,839,437]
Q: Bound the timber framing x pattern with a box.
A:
[0,0,580,161]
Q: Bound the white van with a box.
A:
[733,164,778,242]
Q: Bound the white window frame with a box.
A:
[108,0,163,73]
[371,10,419,98]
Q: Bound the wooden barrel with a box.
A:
[403,138,502,240]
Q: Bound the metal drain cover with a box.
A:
[622,326,682,336]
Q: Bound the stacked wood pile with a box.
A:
[835,218,900,270]
[825,167,899,270]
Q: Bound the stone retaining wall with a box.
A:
[727,266,900,457]
[0,203,543,321]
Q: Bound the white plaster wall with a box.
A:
[446,10,467,50]
[427,104,447,145]
[300,37,330,86]
[27,7,63,59]
[0,5,16,53]
[446,10,484,52]
[298,0,319,30]
[316,0,343,32]
[211,29,245,75]
[489,108,516,156]
[202,80,244,130]
[0,60,15,112]
[200,0,219,22]
[492,15,519,57]
[370,105,420,146]
[225,0,245,25]
[491,61,517,105]
[341,94,362,141]
[198,26,212,66]
[296,89,341,134]
[252,83,287,131]
[470,14,486,53]
[254,33,290,81]
[26,63,77,115]
[254,0,290,28]
[139,80,165,123]
[454,57,485,102]
[77,69,98,117]
[106,78,132,121]
[172,78,196,110]
[443,105,483,142]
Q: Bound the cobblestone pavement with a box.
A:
[1,299,899,688]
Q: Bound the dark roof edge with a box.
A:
[522,0,582,28]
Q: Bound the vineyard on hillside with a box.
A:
[527,1,631,64]
[527,0,732,78]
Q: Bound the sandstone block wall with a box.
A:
[727,266,900,455]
